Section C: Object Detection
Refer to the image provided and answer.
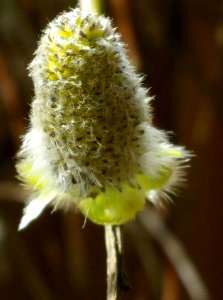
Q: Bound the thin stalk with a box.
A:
[105,225,129,300]
[78,2,128,299]
[79,0,103,14]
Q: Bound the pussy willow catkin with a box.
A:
[16,8,190,229]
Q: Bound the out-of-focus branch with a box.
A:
[124,221,163,300]
[138,206,211,300]
[8,233,53,300]
[0,181,27,203]
[109,0,141,67]
[0,51,24,147]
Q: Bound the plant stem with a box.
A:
[78,1,127,298]
[79,0,102,14]
[105,225,128,300]
[139,207,211,300]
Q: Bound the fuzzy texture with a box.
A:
[16,8,190,229]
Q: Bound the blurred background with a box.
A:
[0,0,222,299]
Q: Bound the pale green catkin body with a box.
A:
[30,9,151,194]
[17,8,190,228]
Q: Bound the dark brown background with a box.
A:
[0,0,222,299]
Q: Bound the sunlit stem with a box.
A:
[105,225,129,300]
[78,2,127,299]
[79,0,102,14]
